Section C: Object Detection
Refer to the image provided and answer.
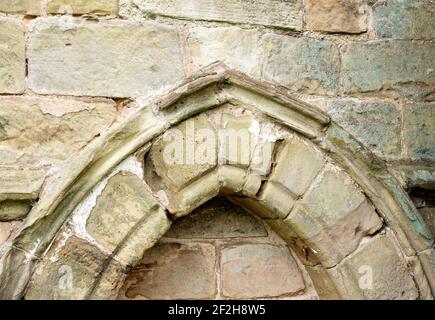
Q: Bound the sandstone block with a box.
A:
[327,99,401,158]
[26,236,123,300]
[188,26,263,78]
[0,18,25,94]
[150,115,217,191]
[342,41,435,99]
[292,167,383,266]
[221,244,305,298]
[328,232,419,299]
[0,169,46,202]
[262,34,340,95]
[0,96,117,168]
[372,0,435,40]
[305,0,367,33]
[0,0,41,15]
[403,103,435,160]
[270,139,324,196]
[134,0,303,30]
[47,0,118,15]
[28,18,185,98]
[117,242,216,300]
[86,172,171,264]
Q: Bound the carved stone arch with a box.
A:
[0,63,433,300]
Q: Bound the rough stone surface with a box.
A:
[262,34,340,95]
[270,139,324,196]
[0,18,25,94]
[135,0,303,30]
[221,244,305,298]
[0,0,41,15]
[372,0,435,40]
[0,96,117,167]
[305,0,367,33]
[403,103,435,160]
[0,169,46,202]
[26,236,123,300]
[28,18,185,98]
[164,197,267,239]
[303,167,366,225]
[220,113,256,167]
[86,172,171,264]
[327,99,401,158]
[150,115,217,191]
[330,232,419,299]
[47,0,119,15]
[188,26,263,78]
[341,41,435,99]
[0,200,32,221]
[117,242,216,300]
[290,167,383,266]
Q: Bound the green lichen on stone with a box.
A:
[372,0,435,40]
[403,103,435,160]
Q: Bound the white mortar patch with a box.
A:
[68,155,144,252]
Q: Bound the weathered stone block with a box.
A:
[117,242,216,300]
[0,96,117,168]
[304,167,366,225]
[0,18,25,94]
[0,200,32,221]
[270,139,324,196]
[164,197,267,239]
[218,165,246,194]
[290,167,383,266]
[26,236,123,300]
[403,103,435,160]
[266,218,321,266]
[342,41,435,99]
[329,231,419,299]
[188,26,263,78]
[175,171,221,216]
[219,113,256,167]
[262,34,340,95]
[47,0,118,15]
[134,0,303,30]
[287,201,382,267]
[305,0,367,34]
[86,173,171,264]
[28,18,185,98]
[150,114,217,191]
[221,244,305,298]
[372,0,435,40]
[258,182,294,219]
[0,169,46,202]
[327,99,401,158]
[0,0,41,15]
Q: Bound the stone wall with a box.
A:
[0,0,434,300]
[117,197,318,300]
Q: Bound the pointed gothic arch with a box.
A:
[0,63,433,300]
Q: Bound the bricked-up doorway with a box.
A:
[117,197,318,300]
[1,65,432,300]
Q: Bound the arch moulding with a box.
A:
[0,63,433,300]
